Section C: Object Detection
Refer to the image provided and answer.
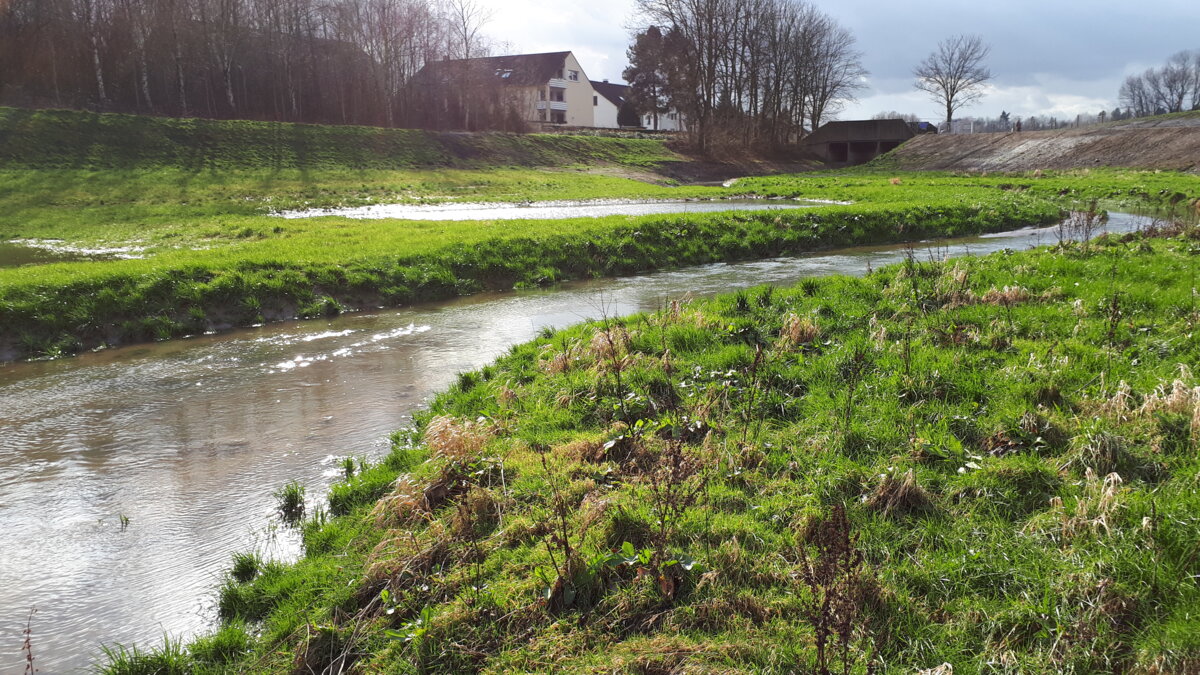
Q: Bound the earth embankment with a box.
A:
[886,113,1200,173]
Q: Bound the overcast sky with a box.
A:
[476,0,1200,122]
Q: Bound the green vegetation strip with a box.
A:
[3,107,1199,361]
[0,107,680,170]
[103,225,1200,673]
[0,195,1059,359]
[5,160,1200,361]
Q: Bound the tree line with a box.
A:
[0,0,510,128]
[1119,49,1200,118]
[626,0,866,150]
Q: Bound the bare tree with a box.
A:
[872,110,920,123]
[802,15,865,131]
[632,0,863,149]
[913,34,992,133]
[1119,73,1153,117]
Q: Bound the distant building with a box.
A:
[803,119,919,166]
[590,79,628,127]
[641,109,687,132]
[416,51,598,127]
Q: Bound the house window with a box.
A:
[538,110,546,121]
[539,90,546,101]
[550,89,564,102]
[593,95,598,106]
[568,70,579,81]
[551,110,566,124]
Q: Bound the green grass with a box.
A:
[108,223,1200,673]
[3,108,1199,361]
[4,164,1198,361]
[0,107,681,170]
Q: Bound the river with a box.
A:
[0,213,1144,672]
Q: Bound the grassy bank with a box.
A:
[0,196,1060,359]
[104,222,1200,673]
[0,107,681,170]
[5,166,1200,361]
[2,108,1199,361]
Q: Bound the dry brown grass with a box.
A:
[1139,377,1200,415]
[980,285,1032,306]
[539,341,579,374]
[778,313,820,349]
[424,415,496,460]
[449,487,500,538]
[496,380,519,407]
[936,262,977,308]
[369,416,495,527]
[1043,469,1125,540]
[1090,379,1135,421]
[588,325,631,362]
[864,469,933,517]
[561,437,606,462]
[364,524,451,585]
[1088,368,1200,438]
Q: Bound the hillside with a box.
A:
[884,112,1200,173]
[0,107,684,171]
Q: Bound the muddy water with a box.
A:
[275,198,826,220]
[0,214,1144,672]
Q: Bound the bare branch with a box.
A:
[913,34,992,132]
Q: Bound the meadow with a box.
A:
[3,108,1198,361]
[11,162,1197,361]
[101,219,1200,673]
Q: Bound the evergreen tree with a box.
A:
[623,26,670,129]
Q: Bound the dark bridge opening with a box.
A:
[828,142,849,163]
[803,119,920,167]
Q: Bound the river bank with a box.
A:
[0,213,1152,672]
[94,217,1200,673]
[5,109,1200,362]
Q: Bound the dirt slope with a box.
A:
[887,114,1200,173]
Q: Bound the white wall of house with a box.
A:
[593,91,620,128]
[531,53,595,126]
[643,110,686,131]
[560,53,594,127]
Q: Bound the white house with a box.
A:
[590,80,628,128]
[642,110,687,132]
[417,51,598,127]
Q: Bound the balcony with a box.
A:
[547,78,568,89]
[536,101,568,111]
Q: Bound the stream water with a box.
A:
[274,198,825,221]
[0,213,1145,672]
